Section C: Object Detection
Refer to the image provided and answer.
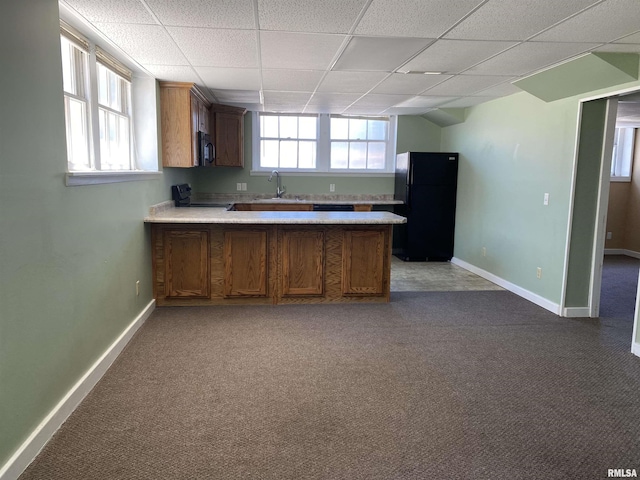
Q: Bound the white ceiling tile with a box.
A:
[316,71,389,93]
[307,92,362,107]
[444,0,600,41]
[211,90,261,103]
[93,23,189,65]
[260,32,346,70]
[263,91,314,105]
[439,96,496,108]
[350,94,414,108]
[63,0,156,24]
[401,39,517,74]
[303,105,334,113]
[168,27,258,68]
[258,0,367,33]
[355,0,484,38]
[262,70,325,91]
[533,0,640,43]
[466,41,597,76]
[144,65,200,82]
[423,75,514,95]
[473,81,521,97]
[332,36,434,72]
[595,44,640,53]
[342,106,391,115]
[385,106,436,115]
[394,96,457,108]
[146,0,255,29]
[370,73,452,95]
[195,67,261,90]
[614,31,640,44]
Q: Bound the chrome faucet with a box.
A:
[268,169,285,198]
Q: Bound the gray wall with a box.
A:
[0,0,190,468]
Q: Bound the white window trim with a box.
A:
[251,112,397,176]
[59,12,161,186]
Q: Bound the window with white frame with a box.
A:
[60,24,134,173]
[611,127,636,181]
[254,113,396,174]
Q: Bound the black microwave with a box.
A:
[198,131,215,166]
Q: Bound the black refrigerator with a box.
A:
[393,152,459,261]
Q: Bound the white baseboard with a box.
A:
[632,341,640,358]
[604,249,640,259]
[451,257,562,315]
[561,307,592,318]
[0,300,155,480]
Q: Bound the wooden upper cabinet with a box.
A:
[211,103,246,167]
[159,82,211,168]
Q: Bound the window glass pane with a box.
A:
[109,71,120,111]
[367,142,386,169]
[261,140,279,168]
[349,119,367,140]
[368,120,387,140]
[298,117,317,139]
[66,97,90,170]
[611,127,635,178]
[262,115,279,138]
[298,141,316,168]
[331,118,349,140]
[280,141,298,168]
[98,64,108,106]
[331,142,349,169]
[117,116,131,169]
[349,142,367,168]
[60,38,74,94]
[280,117,297,139]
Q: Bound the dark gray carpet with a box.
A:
[599,255,640,345]
[20,289,640,480]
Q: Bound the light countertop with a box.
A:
[145,206,406,225]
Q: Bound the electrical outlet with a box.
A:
[136,280,140,296]
[607,232,613,240]
[236,183,242,191]
[241,183,247,191]
[543,193,549,205]
[482,247,486,257]
[536,267,542,279]
[330,183,335,192]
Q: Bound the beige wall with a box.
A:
[606,129,640,251]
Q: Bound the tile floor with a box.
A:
[390,256,504,292]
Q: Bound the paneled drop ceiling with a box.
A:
[60,0,640,115]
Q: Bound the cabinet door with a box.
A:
[164,229,210,298]
[281,230,324,296]
[342,229,385,295]
[223,230,268,297]
[199,101,210,134]
[190,93,200,167]
[214,112,243,167]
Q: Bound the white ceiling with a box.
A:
[60,0,640,115]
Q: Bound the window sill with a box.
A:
[250,170,394,178]
[610,176,631,183]
[65,170,162,186]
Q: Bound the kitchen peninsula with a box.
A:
[145,203,406,306]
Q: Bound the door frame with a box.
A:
[563,84,640,357]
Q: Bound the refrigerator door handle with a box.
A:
[406,186,411,213]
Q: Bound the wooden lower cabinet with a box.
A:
[280,229,324,296]
[163,229,210,298]
[151,224,390,305]
[223,230,268,297]
[342,229,386,295]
